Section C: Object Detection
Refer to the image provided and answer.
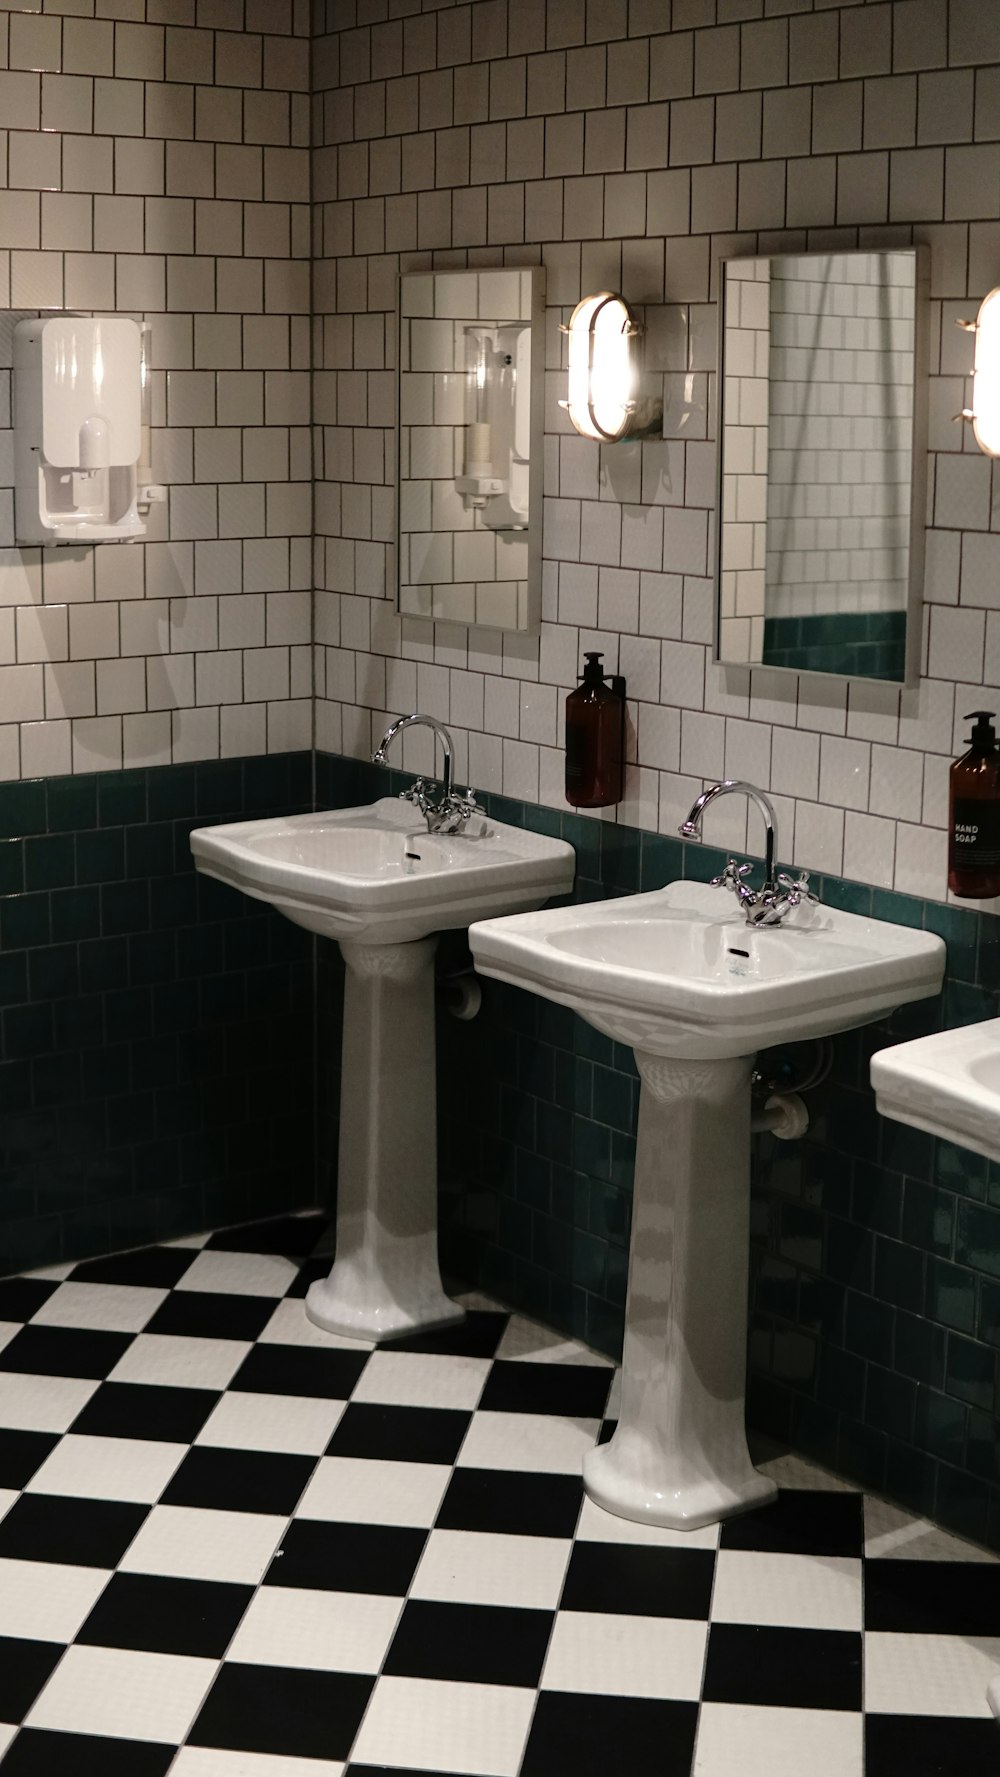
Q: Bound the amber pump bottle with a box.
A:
[948,710,1000,899]
[565,652,626,808]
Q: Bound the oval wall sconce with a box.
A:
[957,286,1000,457]
[560,292,648,442]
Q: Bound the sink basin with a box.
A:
[470,879,946,1061]
[191,797,574,1345]
[191,796,574,946]
[872,1019,1000,1162]
[469,878,944,1533]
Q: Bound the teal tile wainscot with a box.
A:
[319,752,1000,1554]
[0,753,316,1275]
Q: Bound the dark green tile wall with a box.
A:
[318,751,1000,1552]
[762,610,907,681]
[0,752,316,1274]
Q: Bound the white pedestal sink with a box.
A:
[470,880,945,1529]
[192,797,574,1342]
[872,1019,1000,1725]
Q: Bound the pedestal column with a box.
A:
[584,1050,776,1529]
[306,936,465,1342]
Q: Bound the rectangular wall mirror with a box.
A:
[397,266,544,633]
[716,248,929,684]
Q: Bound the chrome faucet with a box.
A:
[679,779,818,927]
[374,712,481,835]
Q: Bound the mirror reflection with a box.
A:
[716,248,928,683]
[397,267,543,633]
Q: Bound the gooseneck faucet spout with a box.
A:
[374,712,454,800]
[679,779,777,889]
[373,712,480,835]
[678,779,817,926]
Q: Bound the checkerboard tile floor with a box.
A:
[0,1211,997,1776]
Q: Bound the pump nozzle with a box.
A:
[965,710,998,748]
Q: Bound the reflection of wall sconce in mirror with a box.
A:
[560,293,662,442]
[455,320,531,527]
[957,287,1000,457]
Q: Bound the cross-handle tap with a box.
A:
[373,713,481,835]
[680,780,820,926]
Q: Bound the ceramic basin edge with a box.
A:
[871,1019,1000,1164]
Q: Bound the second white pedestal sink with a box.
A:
[192,797,574,1342]
[470,880,945,1529]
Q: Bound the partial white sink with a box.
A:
[872,1020,1000,1161]
[470,879,945,1061]
[191,796,575,945]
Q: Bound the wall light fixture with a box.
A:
[561,292,650,442]
[958,287,1000,457]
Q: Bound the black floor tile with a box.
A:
[0,1429,59,1490]
[521,1692,698,1777]
[143,1288,275,1342]
[703,1623,862,1711]
[76,1571,254,1658]
[0,1279,58,1324]
[206,1214,328,1257]
[477,1359,612,1419]
[383,1599,553,1689]
[161,1445,316,1517]
[69,1380,219,1445]
[283,1256,332,1300]
[864,1559,1000,1634]
[327,1403,471,1466]
[229,1342,369,1400]
[264,1519,426,1595]
[436,1467,583,1539]
[721,1487,864,1557]
[381,1311,509,1359]
[0,1637,64,1724]
[0,1325,132,1380]
[561,1541,716,1619]
[69,1248,197,1289]
[0,1493,148,1568]
[0,1731,175,1776]
[865,1713,1000,1775]
[190,1662,373,1761]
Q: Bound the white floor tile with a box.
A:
[26,1263,75,1280]
[257,1298,374,1350]
[173,1752,344,1777]
[494,1316,614,1367]
[26,1644,216,1743]
[0,1489,17,1525]
[542,1609,707,1699]
[0,1558,109,1642]
[163,1234,212,1250]
[177,1251,298,1298]
[30,1282,167,1333]
[119,1505,286,1585]
[350,1675,535,1777]
[109,1334,251,1390]
[864,1496,1000,1563]
[694,1703,864,1776]
[195,1390,347,1456]
[456,1410,600,1474]
[755,1448,858,1492]
[0,1373,99,1432]
[25,1434,185,1504]
[227,1586,401,1673]
[412,1529,571,1610]
[296,1456,451,1529]
[351,1350,491,1411]
[710,1550,863,1631]
[576,1494,719,1550]
[864,1631,1000,1718]
[0,1725,14,1760]
[0,1323,19,1356]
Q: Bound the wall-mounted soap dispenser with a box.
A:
[14,315,149,544]
[565,653,627,808]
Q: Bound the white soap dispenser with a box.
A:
[14,315,148,544]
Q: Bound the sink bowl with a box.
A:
[191,796,574,946]
[470,879,946,1061]
[872,1020,1000,1162]
[469,878,944,1533]
[191,795,574,1346]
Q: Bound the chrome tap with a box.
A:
[679,779,818,926]
[373,713,481,835]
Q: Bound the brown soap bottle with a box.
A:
[565,652,626,808]
[948,710,1000,899]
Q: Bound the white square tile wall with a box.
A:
[0,0,313,780]
[313,0,1000,907]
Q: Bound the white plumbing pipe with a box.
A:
[751,1092,809,1140]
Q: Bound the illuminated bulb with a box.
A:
[564,293,639,442]
[971,287,1000,458]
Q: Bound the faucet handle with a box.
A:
[711,858,752,890]
[776,868,819,906]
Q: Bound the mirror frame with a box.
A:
[395,264,546,635]
[713,245,931,688]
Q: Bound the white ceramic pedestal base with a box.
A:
[584,1050,777,1531]
[306,935,465,1343]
